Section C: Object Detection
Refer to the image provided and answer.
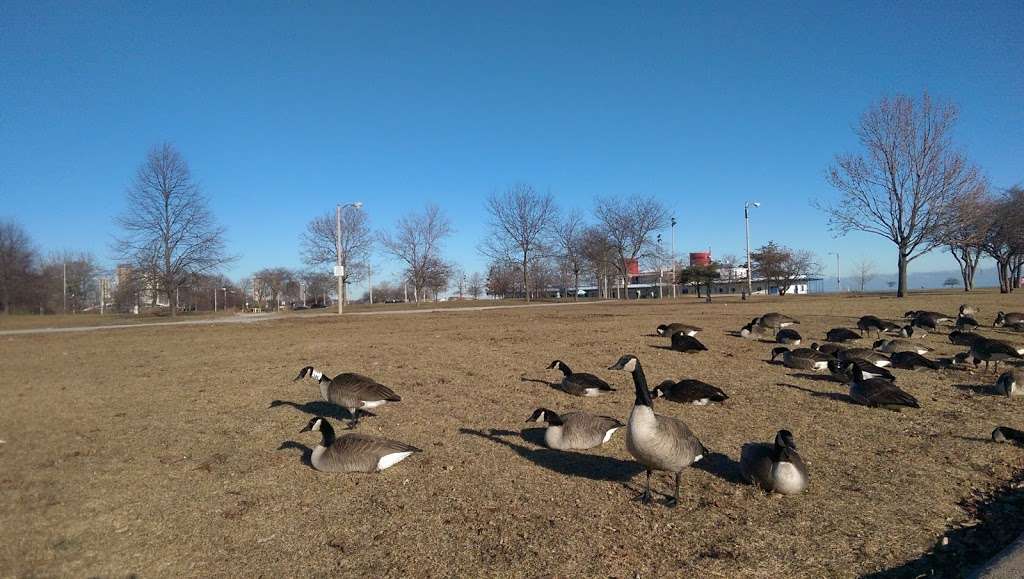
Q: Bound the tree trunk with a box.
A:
[522,254,530,302]
[573,271,579,302]
[896,252,909,298]
[997,259,1011,293]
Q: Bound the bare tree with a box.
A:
[818,93,982,297]
[113,143,235,316]
[486,260,518,299]
[300,207,371,305]
[480,184,557,302]
[594,195,669,299]
[0,219,37,314]
[751,242,820,296]
[851,258,876,293]
[299,270,335,307]
[553,210,587,301]
[981,186,1024,293]
[466,272,484,299]
[936,184,991,291]
[254,267,296,309]
[379,204,453,303]
[39,251,98,313]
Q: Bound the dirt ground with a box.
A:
[3,291,1024,577]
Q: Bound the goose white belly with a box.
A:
[582,388,602,397]
[770,461,807,494]
[311,445,328,470]
[376,451,414,471]
[602,427,619,444]
[360,399,388,409]
[544,425,568,450]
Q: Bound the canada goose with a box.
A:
[740,322,771,339]
[811,342,846,357]
[776,328,802,345]
[949,330,984,347]
[609,355,707,508]
[526,408,623,450]
[873,339,932,355]
[740,430,808,495]
[960,304,978,316]
[1009,322,1024,332]
[904,310,954,324]
[994,369,1024,397]
[837,348,892,367]
[828,359,895,382]
[546,360,616,396]
[890,351,940,370]
[994,312,1024,328]
[857,315,901,337]
[293,366,401,428]
[969,338,1024,373]
[755,313,800,333]
[651,379,728,405]
[992,426,1024,444]
[298,416,420,472]
[826,328,862,343]
[770,347,834,371]
[846,367,919,410]
[956,315,980,330]
[656,323,701,337]
[670,332,708,353]
[908,315,938,331]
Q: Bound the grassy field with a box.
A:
[3,290,1024,577]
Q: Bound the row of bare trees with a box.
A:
[820,91,1020,297]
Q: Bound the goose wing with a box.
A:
[318,434,421,472]
[849,358,895,381]
[565,372,614,391]
[890,351,938,370]
[653,413,706,466]
[336,377,402,403]
[739,442,774,489]
[671,334,707,351]
[669,379,728,402]
[854,379,919,408]
[562,412,624,447]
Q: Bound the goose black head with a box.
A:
[300,416,325,433]
[903,310,918,319]
[609,355,639,372]
[546,360,566,371]
[993,427,1009,443]
[656,324,669,336]
[294,366,327,383]
[526,408,561,425]
[775,429,798,451]
[770,347,789,361]
[651,380,673,398]
[810,342,821,351]
[872,339,886,350]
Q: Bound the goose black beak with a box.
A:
[299,424,312,433]
[608,362,624,370]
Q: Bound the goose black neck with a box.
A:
[545,411,563,426]
[631,363,653,407]
[319,420,336,446]
[557,363,572,377]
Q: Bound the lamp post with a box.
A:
[829,252,841,292]
[335,201,363,314]
[670,217,677,299]
[744,201,760,295]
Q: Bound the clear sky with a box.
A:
[2,1,1022,286]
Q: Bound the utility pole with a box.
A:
[213,287,217,311]
[368,262,373,305]
[62,262,67,314]
[744,201,760,295]
[671,217,677,299]
[99,278,105,315]
[830,252,841,292]
[335,201,363,314]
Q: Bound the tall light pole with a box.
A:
[829,252,841,292]
[744,201,760,295]
[335,201,363,314]
[670,216,677,299]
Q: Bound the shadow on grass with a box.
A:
[276,440,312,467]
[458,427,642,482]
[693,451,746,485]
[951,384,999,397]
[791,372,843,383]
[647,345,706,353]
[777,382,853,404]
[268,400,376,423]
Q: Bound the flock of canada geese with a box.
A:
[283,306,1024,508]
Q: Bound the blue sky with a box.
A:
[2,1,1022,285]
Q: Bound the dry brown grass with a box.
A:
[2,291,1024,577]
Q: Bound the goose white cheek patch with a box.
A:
[312,370,323,381]
[623,359,637,373]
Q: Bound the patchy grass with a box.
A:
[2,291,1024,577]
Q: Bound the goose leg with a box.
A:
[666,472,680,508]
[348,409,359,429]
[639,469,652,505]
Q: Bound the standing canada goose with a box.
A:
[970,338,1024,373]
[956,315,980,330]
[846,367,919,410]
[740,430,808,495]
[949,330,985,347]
[298,416,420,472]
[811,342,846,357]
[994,312,1024,328]
[670,332,708,353]
[960,304,978,316]
[656,323,701,337]
[293,367,401,428]
[770,347,834,371]
[873,339,932,355]
[890,351,940,370]
[826,328,862,343]
[609,355,707,508]
[776,328,802,345]
[740,322,771,339]
[994,369,1023,397]
[992,426,1024,445]
[546,360,616,396]
[857,315,901,337]
[525,408,623,450]
[755,313,800,334]
[651,379,728,405]
[828,359,895,382]
[837,348,892,367]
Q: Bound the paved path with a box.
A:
[0,300,614,337]
[970,532,1024,578]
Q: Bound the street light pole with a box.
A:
[830,252,841,292]
[671,216,677,299]
[744,201,760,295]
[335,201,363,315]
